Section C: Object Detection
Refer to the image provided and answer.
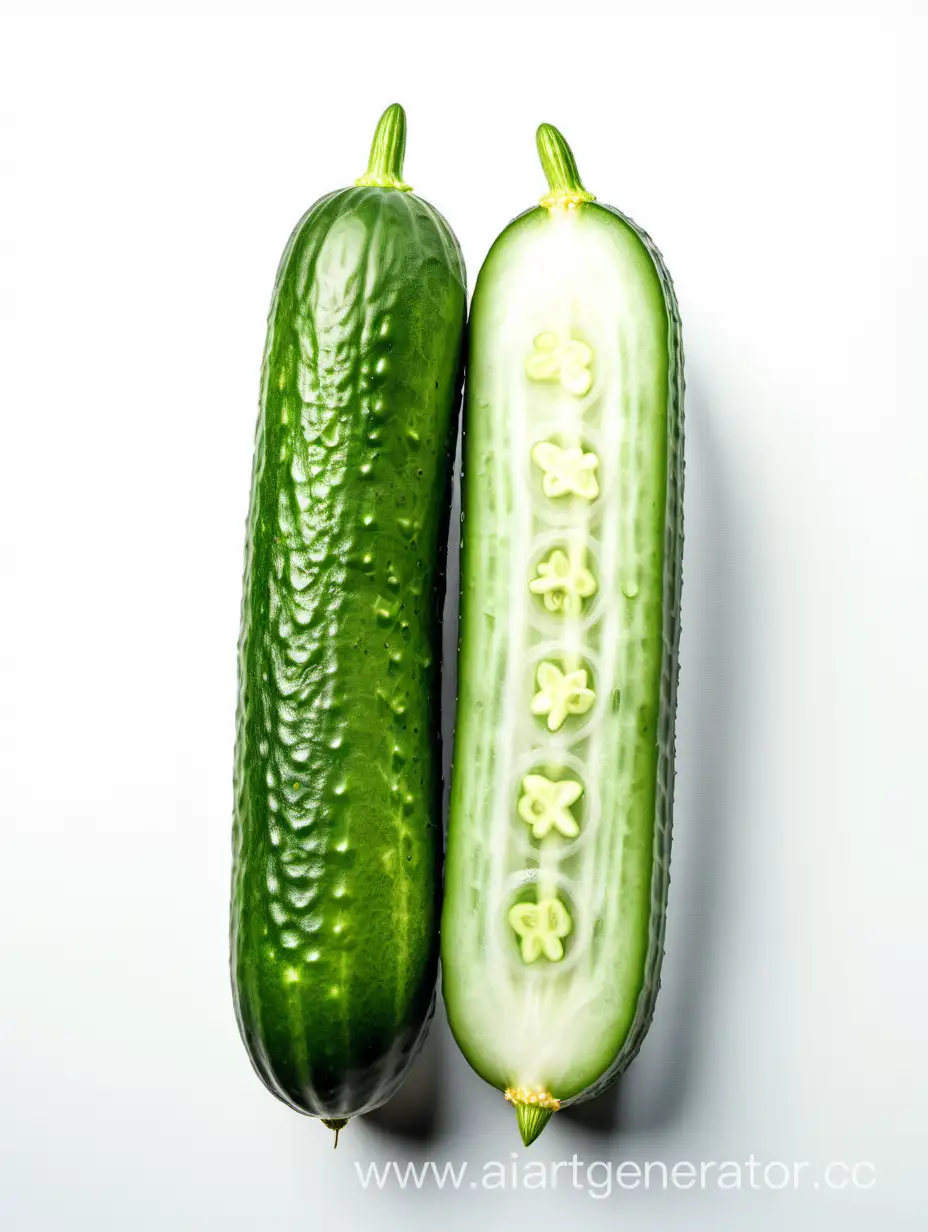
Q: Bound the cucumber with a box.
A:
[231,105,466,1139]
[441,124,683,1145]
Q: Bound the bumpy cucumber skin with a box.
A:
[443,200,683,1105]
[232,185,465,1119]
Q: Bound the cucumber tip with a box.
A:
[504,1087,560,1147]
[321,1117,349,1148]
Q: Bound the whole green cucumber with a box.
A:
[231,105,466,1139]
[442,124,683,1145]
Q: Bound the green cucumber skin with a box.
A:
[232,185,465,1119]
[442,199,683,1105]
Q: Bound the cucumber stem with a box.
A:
[356,103,412,192]
[516,1103,554,1147]
[536,124,595,209]
[321,1117,348,1147]
[504,1088,560,1146]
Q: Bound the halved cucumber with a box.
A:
[441,124,683,1145]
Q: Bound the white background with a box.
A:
[1,1,926,1228]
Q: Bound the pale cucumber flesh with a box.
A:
[442,200,683,1106]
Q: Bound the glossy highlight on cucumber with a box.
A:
[441,123,684,1145]
[231,105,466,1137]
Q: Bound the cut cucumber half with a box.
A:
[441,124,684,1145]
